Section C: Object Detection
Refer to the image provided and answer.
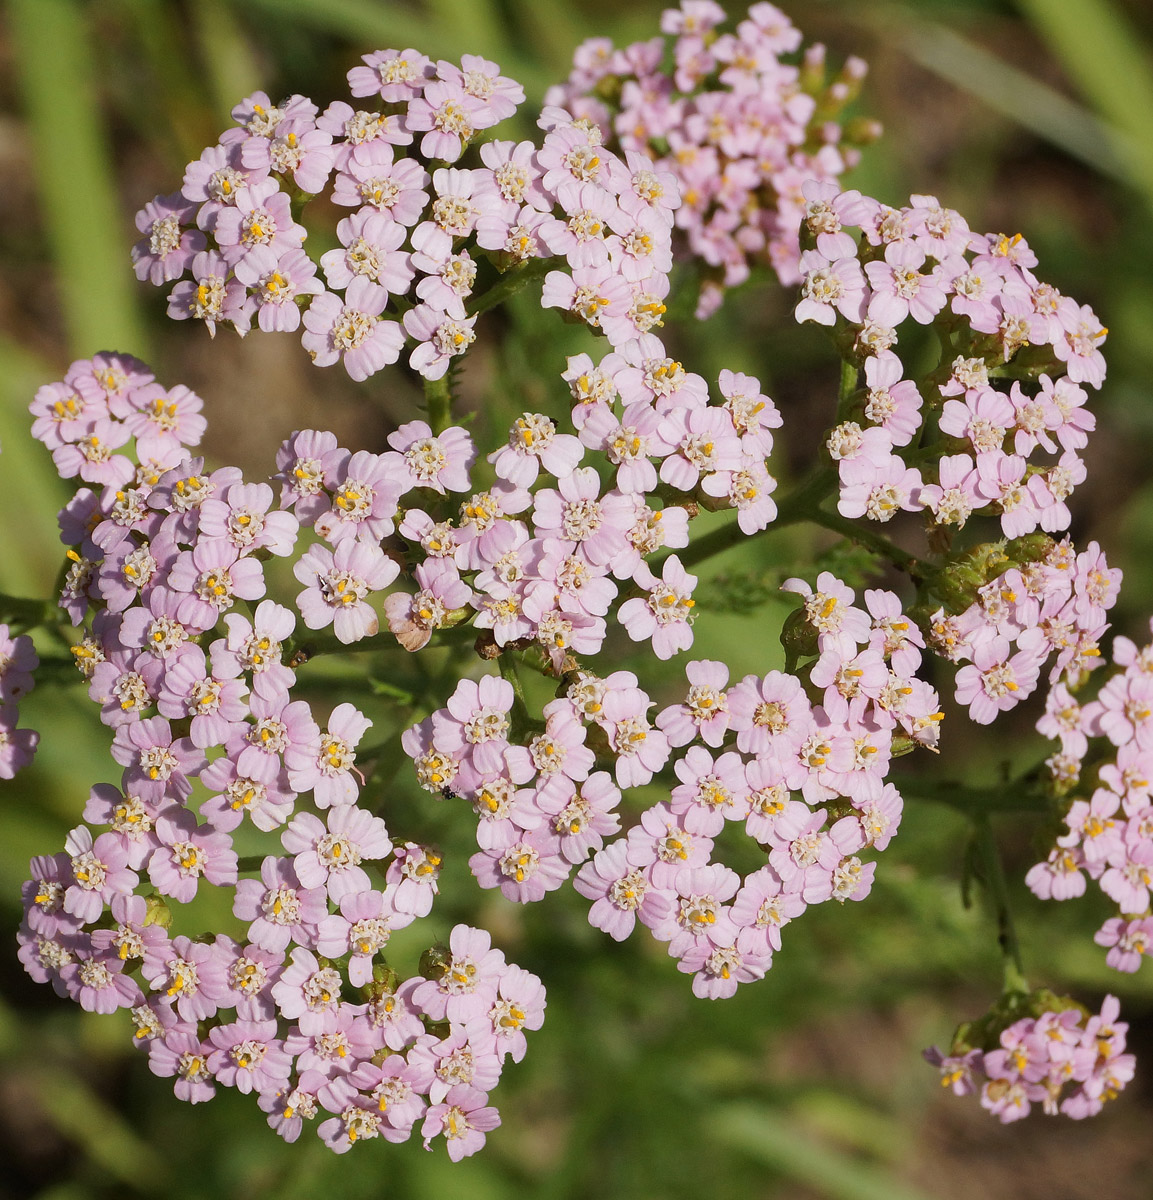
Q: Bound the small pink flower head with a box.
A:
[301,279,405,381]
[618,556,698,659]
[388,421,476,494]
[421,1085,502,1161]
[488,413,583,487]
[404,301,478,380]
[349,48,434,102]
[795,250,868,326]
[293,539,399,643]
[132,192,205,285]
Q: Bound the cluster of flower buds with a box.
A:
[132,41,691,378]
[1027,615,1153,967]
[926,993,1133,1122]
[404,563,940,997]
[546,0,874,316]
[920,534,1118,727]
[0,623,38,778]
[797,185,1103,539]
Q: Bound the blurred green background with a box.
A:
[4,0,1153,1196]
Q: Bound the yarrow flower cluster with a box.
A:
[19,352,554,1154]
[11,0,1145,1159]
[918,534,1117,728]
[546,0,876,316]
[925,993,1133,1122]
[795,186,1103,543]
[408,564,938,996]
[132,40,694,380]
[0,622,39,778]
[1025,616,1153,969]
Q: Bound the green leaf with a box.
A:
[1017,0,1153,211]
[894,15,1131,184]
[8,0,148,358]
[707,1103,934,1200]
[0,337,71,595]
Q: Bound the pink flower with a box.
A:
[600,680,671,788]
[421,1086,501,1161]
[148,1028,217,1104]
[147,807,237,903]
[469,832,572,902]
[618,555,698,659]
[208,1019,293,1095]
[388,421,476,494]
[281,804,392,901]
[348,48,433,101]
[1054,300,1107,387]
[411,924,506,1024]
[213,181,306,268]
[488,413,583,487]
[331,142,429,223]
[285,702,372,807]
[301,278,405,381]
[795,250,868,325]
[313,449,403,544]
[320,209,414,303]
[656,659,731,748]
[406,80,485,161]
[293,539,398,643]
[167,250,250,336]
[954,639,1044,724]
[864,240,947,325]
[132,192,205,284]
[233,246,323,333]
[233,856,326,952]
[574,840,671,940]
[404,300,478,380]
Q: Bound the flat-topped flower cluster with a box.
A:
[1027,617,1153,973]
[405,567,939,997]
[10,0,1145,1156]
[20,349,559,1154]
[546,0,871,316]
[132,37,694,379]
[796,184,1102,539]
[926,994,1133,1123]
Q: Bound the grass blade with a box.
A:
[8,0,148,358]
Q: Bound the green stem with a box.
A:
[973,813,1027,989]
[836,356,859,418]
[498,651,532,737]
[807,507,923,576]
[424,374,452,437]
[466,256,553,318]
[892,765,1052,815]
[0,592,60,633]
[674,466,837,569]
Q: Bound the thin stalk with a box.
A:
[973,813,1027,990]
[498,651,531,738]
[807,507,923,576]
[674,465,837,569]
[466,256,553,318]
[836,356,859,418]
[424,374,452,436]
